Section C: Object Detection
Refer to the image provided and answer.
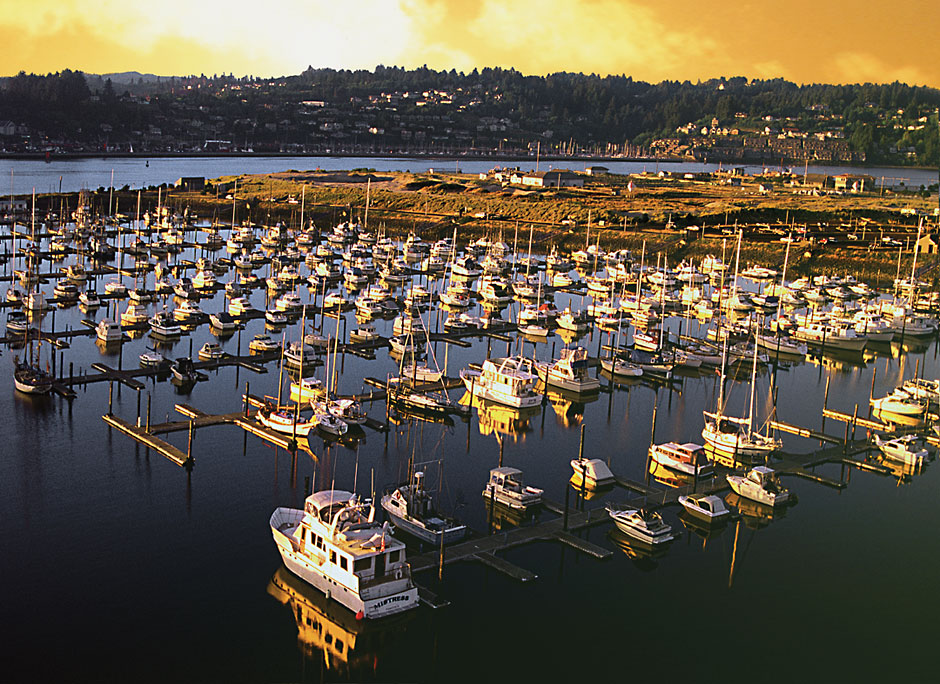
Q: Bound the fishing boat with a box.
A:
[349,324,380,344]
[535,346,600,393]
[605,505,675,545]
[570,457,615,489]
[648,442,713,478]
[677,493,731,522]
[270,489,419,618]
[873,434,929,467]
[289,377,325,404]
[482,467,543,509]
[121,301,149,326]
[460,356,541,408]
[726,465,790,506]
[78,289,101,308]
[381,472,467,545]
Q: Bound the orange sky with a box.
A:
[0,0,936,86]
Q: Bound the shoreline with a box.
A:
[0,150,935,173]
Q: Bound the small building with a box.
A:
[175,177,206,192]
[518,170,584,188]
[833,174,875,193]
[916,232,939,255]
[0,198,28,214]
[585,165,608,176]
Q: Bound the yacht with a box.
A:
[173,300,204,322]
[460,356,541,408]
[249,334,280,353]
[170,357,199,384]
[228,296,256,316]
[198,342,225,360]
[258,405,316,436]
[209,311,238,332]
[149,311,182,337]
[381,472,467,545]
[349,324,380,344]
[482,467,543,509]
[873,433,929,467]
[726,465,790,506]
[870,388,927,416]
[535,347,600,393]
[793,320,867,352]
[648,442,713,478]
[95,318,123,343]
[121,302,150,325]
[605,505,675,545]
[702,413,781,462]
[270,489,419,618]
[78,289,101,308]
[677,493,731,522]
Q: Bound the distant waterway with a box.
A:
[0,155,935,196]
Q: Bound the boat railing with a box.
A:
[359,563,412,597]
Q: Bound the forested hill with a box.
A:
[0,66,936,166]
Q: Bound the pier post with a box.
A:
[563,483,570,531]
[244,381,250,416]
[108,381,113,416]
[146,392,151,432]
[438,529,444,582]
[69,362,73,386]
[136,388,142,428]
[187,419,194,462]
[868,367,877,421]
[578,424,587,509]
[851,404,858,442]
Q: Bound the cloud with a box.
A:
[832,52,932,87]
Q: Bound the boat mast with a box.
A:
[747,332,759,433]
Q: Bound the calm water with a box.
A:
[0,156,935,196]
[2,229,940,683]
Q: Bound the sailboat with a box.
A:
[701,336,781,465]
[14,193,53,395]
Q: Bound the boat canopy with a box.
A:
[305,489,356,518]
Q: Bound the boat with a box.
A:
[648,442,713,478]
[482,467,543,509]
[95,318,124,343]
[460,356,541,408]
[793,320,867,352]
[289,377,325,404]
[149,311,182,337]
[535,346,600,393]
[349,324,380,344]
[13,358,53,395]
[198,342,225,360]
[677,493,731,522]
[258,403,317,436]
[138,350,168,368]
[120,301,149,325]
[570,457,615,489]
[209,311,238,332]
[599,356,644,378]
[78,289,101,308]
[605,505,675,545]
[873,433,929,467]
[170,357,199,384]
[173,300,204,322]
[249,334,280,353]
[870,388,927,416]
[726,465,790,506]
[228,296,256,316]
[269,489,418,618]
[381,471,467,545]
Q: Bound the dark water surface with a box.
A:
[2,237,939,683]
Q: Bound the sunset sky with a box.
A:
[1,0,936,87]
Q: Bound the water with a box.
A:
[0,156,934,196]
[2,230,940,682]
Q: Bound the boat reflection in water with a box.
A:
[484,498,540,531]
[871,453,928,484]
[677,509,730,544]
[725,492,792,529]
[607,528,670,570]
[546,387,598,429]
[267,566,413,679]
[647,460,706,489]
[472,397,540,440]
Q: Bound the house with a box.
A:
[585,166,608,176]
[916,233,939,255]
[175,177,206,192]
[518,170,584,188]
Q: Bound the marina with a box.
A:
[3,177,940,684]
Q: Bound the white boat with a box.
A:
[600,357,644,378]
[349,324,380,343]
[460,356,541,408]
[95,318,123,343]
[229,296,256,316]
[726,465,790,506]
[677,493,731,522]
[249,334,280,353]
[78,290,101,308]
[121,301,150,325]
[536,346,600,393]
[399,364,444,385]
[648,442,713,478]
[258,405,316,436]
[138,350,167,368]
[793,321,867,352]
[870,388,926,416]
[149,312,182,337]
[702,412,781,462]
[270,489,418,618]
[198,342,225,360]
[605,505,675,545]
[173,300,204,322]
[570,457,615,489]
[873,434,929,467]
[482,467,543,509]
[209,311,238,332]
[381,472,467,545]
